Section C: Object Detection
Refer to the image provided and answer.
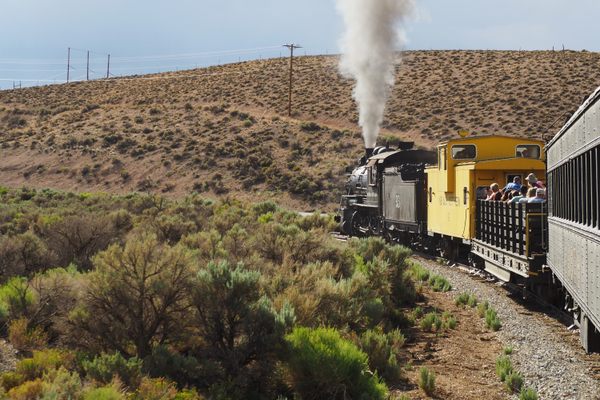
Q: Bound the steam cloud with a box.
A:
[336,0,414,149]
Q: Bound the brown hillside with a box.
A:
[1,50,599,210]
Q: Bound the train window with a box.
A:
[451,145,476,160]
[516,145,541,159]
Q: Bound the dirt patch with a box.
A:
[396,287,507,399]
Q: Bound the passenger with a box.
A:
[500,189,511,202]
[510,185,528,203]
[486,183,500,200]
[526,173,545,189]
[503,176,522,192]
[492,188,503,201]
[519,187,537,203]
[528,188,546,203]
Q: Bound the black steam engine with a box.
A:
[339,143,436,244]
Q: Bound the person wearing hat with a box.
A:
[528,188,546,203]
[526,173,545,189]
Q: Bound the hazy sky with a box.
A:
[1,0,599,87]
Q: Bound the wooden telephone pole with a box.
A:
[283,43,302,117]
[66,47,71,83]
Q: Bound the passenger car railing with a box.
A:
[476,200,547,257]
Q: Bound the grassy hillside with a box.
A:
[1,50,600,209]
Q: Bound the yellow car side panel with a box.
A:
[426,135,546,241]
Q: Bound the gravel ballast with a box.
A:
[414,256,600,400]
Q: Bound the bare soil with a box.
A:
[397,286,506,399]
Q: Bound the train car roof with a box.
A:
[438,134,544,146]
[546,85,600,148]
[367,149,437,167]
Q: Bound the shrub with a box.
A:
[1,371,25,392]
[418,367,435,395]
[485,308,502,331]
[191,261,294,396]
[442,312,457,330]
[455,292,477,307]
[42,367,83,400]
[83,352,142,389]
[142,346,203,387]
[299,121,321,132]
[8,318,48,352]
[503,346,513,355]
[285,327,388,400]
[134,377,177,400]
[359,328,405,381]
[0,277,34,323]
[495,355,513,382]
[477,301,489,318]
[407,261,429,282]
[77,235,194,358]
[43,214,120,270]
[0,232,51,279]
[520,387,538,400]
[505,371,524,393]
[83,385,125,400]
[16,349,68,381]
[420,312,442,332]
[428,275,452,292]
[6,379,45,400]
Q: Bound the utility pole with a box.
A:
[67,47,71,83]
[106,54,111,78]
[283,43,302,117]
[86,50,90,80]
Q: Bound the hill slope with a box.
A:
[1,50,600,209]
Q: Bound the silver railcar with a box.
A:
[546,86,600,352]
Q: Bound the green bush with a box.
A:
[83,385,125,400]
[0,277,35,322]
[7,378,45,400]
[41,367,83,400]
[1,371,25,392]
[359,328,405,381]
[428,275,452,292]
[420,312,442,332]
[455,292,477,307]
[485,308,502,331]
[191,261,294,396]
[495,355,513,382]
[520,387,538,400]
[143,346,203,387]
[505,371,524,393]
[285,327,388,400]
[477,301,489,318]
[418,367,435,395]
[442,312,457,330]
[16,349,68,381]
[407,261,430,282]
[82,352,142,389]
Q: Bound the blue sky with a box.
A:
[1,0,599,88]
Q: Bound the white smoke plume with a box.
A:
[336,0,414,149]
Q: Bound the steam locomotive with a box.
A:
[339,89,600,352]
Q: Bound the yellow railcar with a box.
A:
[426,135,546,259]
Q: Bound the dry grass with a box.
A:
[1,50,599,210]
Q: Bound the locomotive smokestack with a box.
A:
[365,148,374,159]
